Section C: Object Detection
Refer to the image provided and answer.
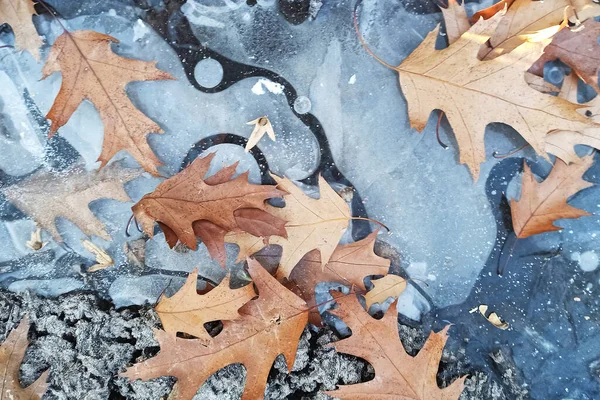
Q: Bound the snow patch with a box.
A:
[251,79,284,95]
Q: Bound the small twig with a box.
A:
[153,278,173,307]
[493,144,530,159]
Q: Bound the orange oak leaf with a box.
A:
[132,153,287,267]
[0,0,43,61]
[475,0,600,60]
[3,161,142,242]
[396,9,600,180]
[226,175,351,278]
[440,0,470,45]
[42,30,174,175]
[155,268,256,341]
[325,294,465,399]
[286,230,390,324]
[364,274,407,309]
[122,258,308,400]
[1,317,49,399]
[511,156,594,238]
[530,18,600,93]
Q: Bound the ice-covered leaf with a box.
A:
[1,317,49,399]
[3,162,142,242]
[122,258,308,400]
[0,0,43,61]
[155,268,255,340]
[364,274,407,309]
[42,30,174,175]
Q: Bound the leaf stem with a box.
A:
[353,0,397,71]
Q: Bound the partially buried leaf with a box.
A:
[245,116,276,151]
[42,30,174,175]
[325,293,465,399]
[132,153,287,267]
[155,268,255,341]
[0,0,43,61]
[1,317,49,399]
[3,162,142,242]
[122,258,308,400]
[287,230,390,324]
[510,156,594,239]
[226,175,351,278]
[530,18,600,93]
[475,0,600,60]
[396,10,600,180]
[82,240,114,272]
[440,0,470,45]
[364,274,407,309]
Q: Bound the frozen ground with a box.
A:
[1,0,600,398]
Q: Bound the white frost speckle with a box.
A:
[348,74,357,84]
[251,79,284,95]
[571,251,599,272]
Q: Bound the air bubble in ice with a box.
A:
[294,96,312,114]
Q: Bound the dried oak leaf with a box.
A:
[397,10,600,180]
[1,317,49,399]
[82,239,114,272]
[287,230,390,324]
[245,116,275,151]
[474,0,600,60]
[122,258,308,400]
[530,18,600,93]
[132,153,287,267]
[0,0,43,61]
[440,0,470,45]
[364,274,407,309]
[226,175,351,279]
[3,162,141,242]
[511,156,594,238]
[42,30,174,175]
[325,294,465,399]
[155,268,255,341]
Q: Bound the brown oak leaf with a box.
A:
[0,0,43,61]
[155,268,255,341]
[474,0,600,60]
[511,156,594,238]
[326,294,465,399]
[530,18,600,93]
[396,10,600,180]
[132,153,287,267]
[1,317,49,399]
[3,162,141,242]
[42,30,174,175]
[286,230,390,324]
[122,258,308,400]
[226,175,351,278]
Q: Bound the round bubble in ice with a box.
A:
[294,96,312,114]
[193,58,224,89]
